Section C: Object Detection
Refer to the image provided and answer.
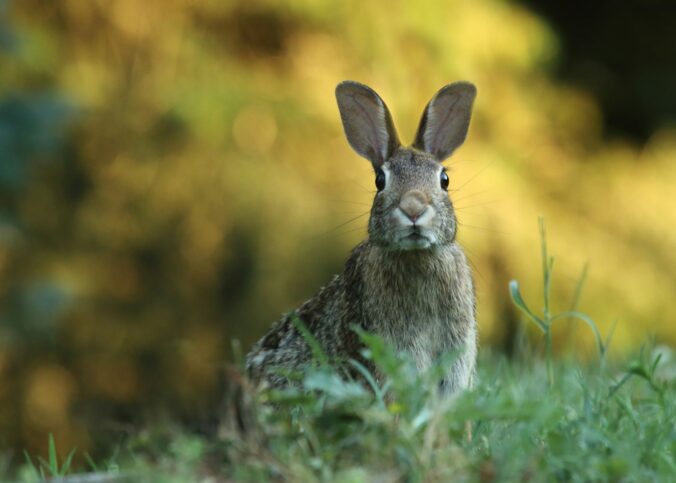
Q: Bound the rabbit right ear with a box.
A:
[413,82,476,161]
[335,81,400,167]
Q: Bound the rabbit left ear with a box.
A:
[413,82,476,161]
[335,81,400,167]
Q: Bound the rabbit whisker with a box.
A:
[451,161,494,192]
[309,211,370,241]
[451,189,488,201]
[457,220,508,236]
[462,248,486,283]
[336,200,372,206]
[455,199,501,211]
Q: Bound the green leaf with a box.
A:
[48,433,58,475]
[411,407,432,431]
[22,450,40,481]
[568,262,589,315]
[37,456,51,474]
[303,368,368,401]
[291,314,329,366]
[650,353,663,375]
[60,447,77,476]
[348,358,386,406]
[353,326,400,377]
[627,362,649,379]
[509,280,546,331]
[551,310,605,357]
[84,452,98,472]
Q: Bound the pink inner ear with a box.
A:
[425,94,462,158]
[336,82,400,166]
[354,92,388,163]
[416,84,475,161]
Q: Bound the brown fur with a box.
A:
[246,81,478,395]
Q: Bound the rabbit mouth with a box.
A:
[396,230,434,250]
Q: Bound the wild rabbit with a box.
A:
[246,81,477,395]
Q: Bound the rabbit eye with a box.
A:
[375,168,386,191]
[440,170,449,190]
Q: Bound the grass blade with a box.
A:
[509,280,546,331]
[348,358,385,406]
[60,447,77,475]
[48,433,58,475]
[568,262,589,315]
[22,451,39,481]
[291,313,329,366]
[84,452,98,472]
[551,310,604,357]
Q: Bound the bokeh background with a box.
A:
[1,0,675,461]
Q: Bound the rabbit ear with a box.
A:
[413,82,476,161]
[335,81,400,167]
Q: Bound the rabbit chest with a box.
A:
[361,243,476,372]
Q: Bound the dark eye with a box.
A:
[440,170,449,190]
[375,168,386,191]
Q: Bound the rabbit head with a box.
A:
[336,81,476,251]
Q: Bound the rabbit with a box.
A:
[246,80,478,395]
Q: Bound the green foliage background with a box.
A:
[0,0,674,460]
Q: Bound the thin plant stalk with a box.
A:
[509,218,607,387]
[540,217,554,386]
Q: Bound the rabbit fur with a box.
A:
[246,81,478,395]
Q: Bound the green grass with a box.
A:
[21,433,76,480]
[15,344,673,482]
[10,225,676,482]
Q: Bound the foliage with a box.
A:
[12,339,675,482]
[510,218,610,386]
[22,434,76,480]
[231,344,673,482]
[10,230,675,481]
[0,0,675,463]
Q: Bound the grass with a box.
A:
[21,434,76,480]
[509,218,610,386]
[15,345,673,482]
[220,336,674,482]
[9,224,676,482]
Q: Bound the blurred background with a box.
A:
[1,0,675,461]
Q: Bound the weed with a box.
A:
[22,434,76,481]
[509,217,611,385]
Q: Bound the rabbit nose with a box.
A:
[399,190,429,222]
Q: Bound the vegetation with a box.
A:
[9,230,675,482]
[11,337,675,482]
[1,0,674,471]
